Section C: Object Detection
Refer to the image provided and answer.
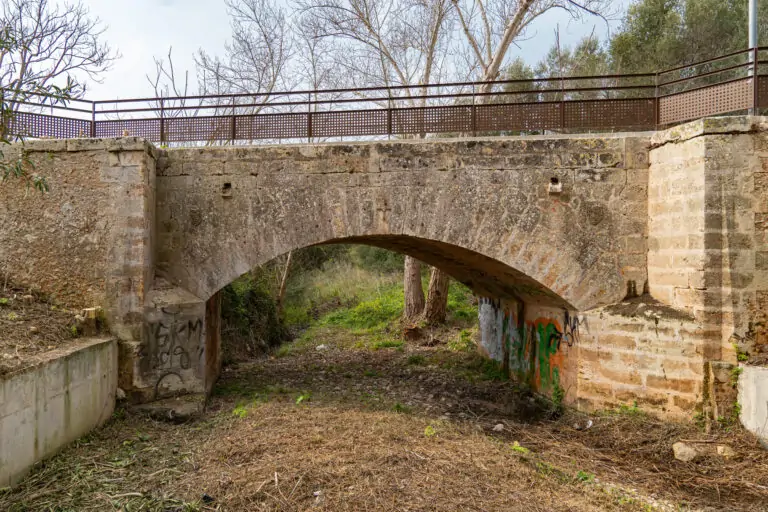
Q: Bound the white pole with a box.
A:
[750,0,759,49]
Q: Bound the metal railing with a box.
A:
[7,47,768,144]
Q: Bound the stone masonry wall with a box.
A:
[0,138,157,341]
[649,118,768,365]
[156,135,650,311]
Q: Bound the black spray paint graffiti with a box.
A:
[140,308,204,372]
[546,310,586,352]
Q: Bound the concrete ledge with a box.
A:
[739,365,768,447]
[0,338,117,487]
[19,137,159,159]
[651,115,768,147]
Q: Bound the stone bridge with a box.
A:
[2,116,767,418]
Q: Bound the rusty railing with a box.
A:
[6,47,768,144]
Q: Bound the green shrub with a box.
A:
[221,274,288,362]
[349,245,404,273]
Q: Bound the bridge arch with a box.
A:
[154,136,647,312]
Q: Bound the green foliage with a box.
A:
[322,284,403,332]
[0,298,8,306]
[232,405,248,419]
[615,401,644,417]
[372,339,404,350]
[576,470,596,484]
[551,380,565,414]
[407,354,426,365]
[392,402,412,414]
[221,273,288,359]
[511,441,529,454]
[446,282,476,322]
[295,392,312,405]
[423,425,436,438]
[732,401,742,422]
[731,366,743,387]
[733,342,749,362]
[6,312,18,321]
[448,329,475,352]
[348,245,404,274]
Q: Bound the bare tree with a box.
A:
[297,0,456,324]
[296,0,453,104]
[195,0,294,116]
[146,47,199,125]
[0,0,115,108]
[451,0,612,92]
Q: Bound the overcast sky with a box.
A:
[79,0,632,100]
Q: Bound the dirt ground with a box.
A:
[0,283,81,375]
[2,328,767,511]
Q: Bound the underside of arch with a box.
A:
[320,235,573,309]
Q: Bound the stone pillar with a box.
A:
[120,284,207,401]
[649,117,768,363]
[205,291,222,394]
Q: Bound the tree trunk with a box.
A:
[424,267,450,325]
[403,256,425,321]
[275,251,293,318]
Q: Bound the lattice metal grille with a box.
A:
[391,105,471,135]
[659,78,752,125]
[235,113,308,140]
[96,119,161,141]
[757,75,768,108]
[475,102,561,132]
[164,116,232,142]
[312,109,388,137]
[10,112,90,139]
[564,99,656,129]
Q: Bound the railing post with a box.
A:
[753,47,760,115]
[654,72,660,128]
[90,101,96,138]
[230,97,236,142]
[307,92,313,143]
[159,98,165,143]
[559,76,566,131]
[471,84,477,137]
[387,88,393,139]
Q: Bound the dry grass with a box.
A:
[3,327,768,511]
[0,282,80,375]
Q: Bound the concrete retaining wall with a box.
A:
[0,338,117,487]
[739,365,768,446]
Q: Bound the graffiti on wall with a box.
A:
[140,306,205,397]
[478,298,584,394]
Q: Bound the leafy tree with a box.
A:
[609,0,768,74]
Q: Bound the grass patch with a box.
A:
[448,328,476,352]
[321,283,403,332]
[446,282,477,322]
[283,261,400,328]
[407,354,426,365]
[392,402,412,414]
[371,339,404,350]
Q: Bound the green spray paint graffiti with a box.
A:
[478,298,582,395]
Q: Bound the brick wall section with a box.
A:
[0,138,157,341]
[578,306,707,418]
[649,118,768,365]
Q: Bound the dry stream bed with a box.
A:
[2,327,767,511]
